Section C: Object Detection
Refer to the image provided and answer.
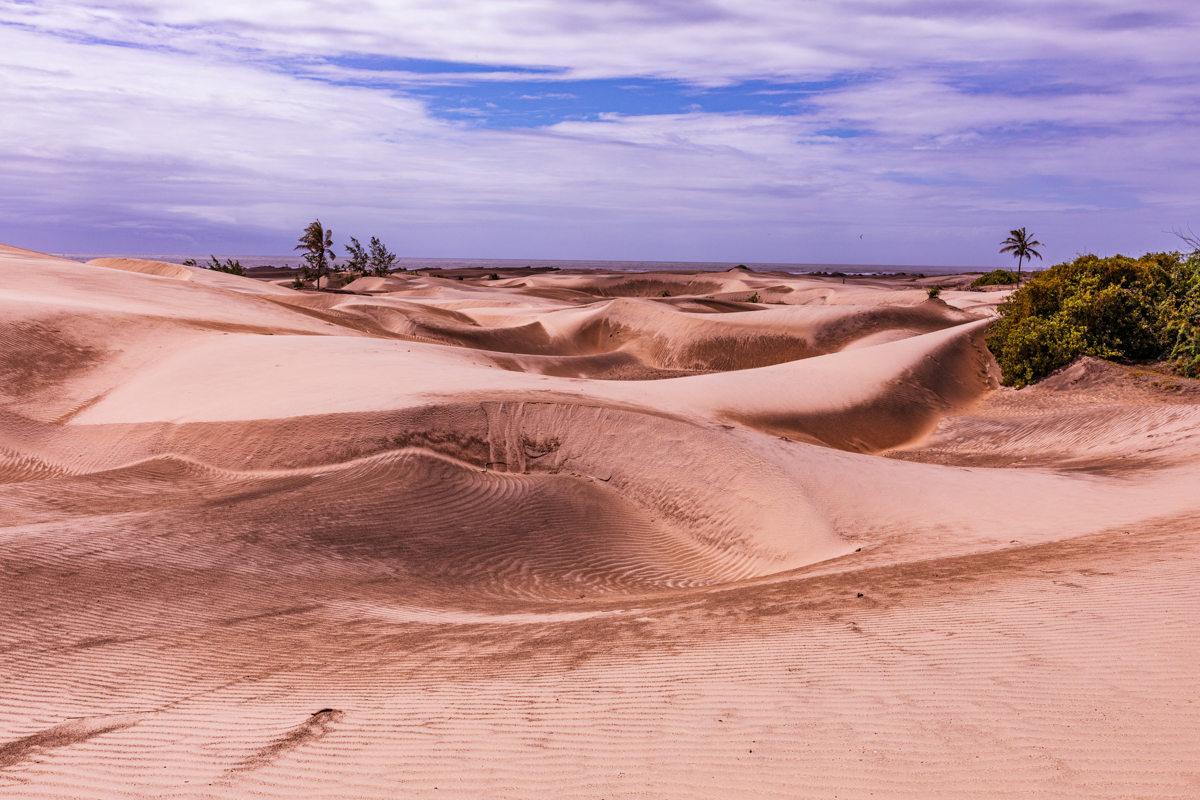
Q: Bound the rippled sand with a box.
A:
[2,244,1198,798]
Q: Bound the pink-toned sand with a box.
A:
[1,244,1198,798]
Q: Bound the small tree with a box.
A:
[344,237,369,274]
[368,236,397,276]
[1000,227,1044,285]
[295,219,336,289]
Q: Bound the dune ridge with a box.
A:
[2,243,1198,798]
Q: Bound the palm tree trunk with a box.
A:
[1017,255,1023,286]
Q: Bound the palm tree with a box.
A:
[999,227,1044,285]
[295,220,336,289]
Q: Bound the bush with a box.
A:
[926,286,941,298]
[747,292,761,303]
[199,255,246,275]
[971,269,1019,287]
[659,289,672,297]
[987,251,1200,386]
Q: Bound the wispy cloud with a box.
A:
[0,0,1197,264]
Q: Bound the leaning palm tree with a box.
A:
[999,227,1044,285]
[295,219,336,289]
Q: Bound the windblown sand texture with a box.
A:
[2,244,1198,798]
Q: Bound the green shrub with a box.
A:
[987,251,1200,386]
[989,313,1088,388]
[1161,254,1200,377]
[659,289,672,297]
[926,286,941,298]
[200,255,246,275]
[747,292,761,303]
[971,269,1019,287]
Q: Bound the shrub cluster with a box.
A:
[183,255,246,275]
[971,269,1018,287]
[342,235,398,277]
[986,251,1200,387]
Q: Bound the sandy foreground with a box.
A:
[1,244,1198,798]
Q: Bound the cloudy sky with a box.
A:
[2,1,1198,266]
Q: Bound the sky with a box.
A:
[1,0,1198,266]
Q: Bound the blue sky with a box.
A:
[314,56,860,128]
[1,0,1198,266]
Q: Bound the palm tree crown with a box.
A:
[999,227,1044,284]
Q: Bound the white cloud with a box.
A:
[0,0,1197,263]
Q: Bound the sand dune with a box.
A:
[2,243,1198,798]
[87,257,297,295]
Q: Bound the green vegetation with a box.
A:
[747,292,761,303]
[340,235,397,278]
[659,289,672,297]
[344,237,369,273]
[295,219,336,289]
[986,250,1200,387]
[926,286,941,298]
[183,256,246,275]
[368,236,397,276]
[999,227,1044,284]
[971,269,1018,287]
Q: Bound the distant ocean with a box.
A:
[54,254,990,276]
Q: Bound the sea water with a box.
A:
[53,254,989,276]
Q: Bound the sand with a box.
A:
[1,245,1198,798]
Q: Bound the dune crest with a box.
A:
[89,256,297,295]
